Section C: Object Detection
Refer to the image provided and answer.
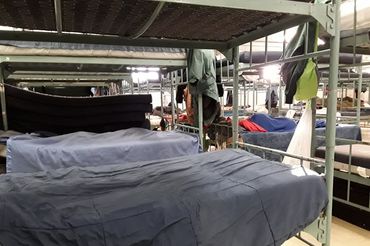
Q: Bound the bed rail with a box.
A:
[316,136,370,213]
[236,141,330,244]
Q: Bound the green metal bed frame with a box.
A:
[0,0,342,245]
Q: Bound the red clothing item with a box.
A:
[239,119,267,132]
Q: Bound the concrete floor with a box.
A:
[283,217,370,246]
[361,127,370,142]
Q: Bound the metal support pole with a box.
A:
[279,77,283,111]
[198,94,204,148]
[243,81,246,115]
[160,75,164,118]
[340,85,344,113]
[352,79,356,107]
[220,56,224,117]
[324,1,341,245]
[310,97,317,162]
[268,80,272,115]
[232,46,240,148]
[170,73,175,129]
[0,66,8,131]
[356,66,362,126]
[247,82,250,110]
[252,81,256,112]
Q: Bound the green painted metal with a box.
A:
[334,170,370,187]
[323,0,341,245]
[13,71,130,76]
[154,0,335,35]
[198,93,204,149]
[303,216,327,243]
[228,15,312,48]
[7,74,132,81]
[0,55,186,67]
[238,50,330,72]
[17,82,108,87]
[0,65,8,131]
[356,66,362,125]
[333,197,370,213]
[232,46,239,148]
[0,31,227,50]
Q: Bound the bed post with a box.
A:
[324,0,341,245]
[0,65,8,131]
[160,74,164,118]
[232,46,240,148]
[171,72,176,130]
[198,93,204,149]
[356,66,362,126]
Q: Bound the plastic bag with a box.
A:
[283,106,312,168]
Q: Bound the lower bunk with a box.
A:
[0,149,327,246]
[315,140,370,230]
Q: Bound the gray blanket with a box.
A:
[7,128,200,173]
[241,124,361,152]
[0,149,327,246]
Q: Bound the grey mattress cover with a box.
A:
[0,149,327,246]
[241,124,361,153]
[7,128,200,173]
[316,144,370,169]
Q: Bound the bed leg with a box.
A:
[324,1,341,245]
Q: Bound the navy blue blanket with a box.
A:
[0,149,327,246]
[250,114,296,132]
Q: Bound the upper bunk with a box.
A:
[0,0,337,50]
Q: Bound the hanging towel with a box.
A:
[281,5,320,104]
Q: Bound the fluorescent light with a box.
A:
[148,67,160,71]
[131,71,159,83]
[262,65,280,82]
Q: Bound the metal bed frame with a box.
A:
[0,1,342,245]
[316,136,370,213]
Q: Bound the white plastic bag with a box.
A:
[283,106,312,168]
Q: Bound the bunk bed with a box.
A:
[0,0,341,245]
[315,138,370,230]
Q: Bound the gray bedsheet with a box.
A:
[7,128,200,173]
[0,149,327,246]
[241,124,361,153]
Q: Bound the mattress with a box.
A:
[241,124,362,153]
[316,144,370,170]
[0,149,327,246]
[6,128,201,173]
[1,84,153,134]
